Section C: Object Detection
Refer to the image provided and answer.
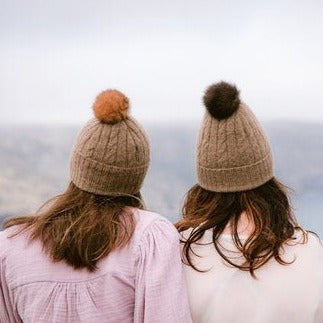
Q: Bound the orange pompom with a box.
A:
[93,89,129,124]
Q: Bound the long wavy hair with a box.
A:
[176,178,307,277]
[4,182,143,272]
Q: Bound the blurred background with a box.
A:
[0,0,322,235]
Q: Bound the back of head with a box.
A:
[5,89,150,271]
[71,89,150,196]
[177,81,305,276]
[198,81,273,192]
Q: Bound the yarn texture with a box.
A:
[197,82,273,192]
[70,89,150,195]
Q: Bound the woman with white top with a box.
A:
[176,81,323,323]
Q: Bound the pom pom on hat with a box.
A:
[93,89,129,124]
[203,81,240,120]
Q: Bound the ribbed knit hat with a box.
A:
[70,89,150,196]
[197,81,273,192]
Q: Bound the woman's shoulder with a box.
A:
[290,230,323,256]
[0,226,21,255]
[287,229,321,246]
[130,208,179,248]
[132,208,175,230]
[0,229,9,258]
[0,225,34,259]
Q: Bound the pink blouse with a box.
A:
[0,209,192,322]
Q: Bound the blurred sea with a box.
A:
[0,122,322,236]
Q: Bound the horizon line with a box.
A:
[1,118,323,127]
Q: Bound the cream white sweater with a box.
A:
[182,230,323,323]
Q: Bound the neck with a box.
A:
[222,211,255,236]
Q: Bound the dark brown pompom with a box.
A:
[203,81,240,120]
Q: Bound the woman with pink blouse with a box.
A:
[0,89,191,323]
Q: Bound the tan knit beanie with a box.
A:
[70,89,150,196]
[197,81,273,192]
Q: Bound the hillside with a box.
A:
[0,122,322,235]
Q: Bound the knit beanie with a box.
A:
[197,81,273,192]
[70,89,150,196]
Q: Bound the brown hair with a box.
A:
[4,182,143,272]
[176,178,307,277]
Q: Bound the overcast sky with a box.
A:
[1,0,323,124]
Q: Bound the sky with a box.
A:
[1,0,323,124]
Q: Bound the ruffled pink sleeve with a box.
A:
[0,234,21,323]
[134,219,192,323]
